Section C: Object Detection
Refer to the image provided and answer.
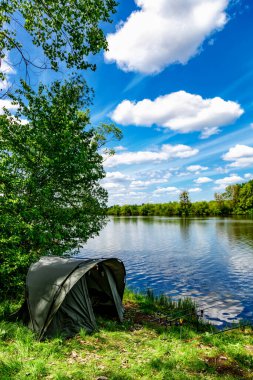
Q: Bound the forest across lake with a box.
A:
[108,179,253,217]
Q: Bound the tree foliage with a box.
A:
[0,78,121,296]
[235,180,253,215]
[179,190,191,216]
[0,0,117,80]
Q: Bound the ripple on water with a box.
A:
[79,217,253,326]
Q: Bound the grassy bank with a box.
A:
[0,290,253,380]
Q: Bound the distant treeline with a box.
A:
[108,180,253,217]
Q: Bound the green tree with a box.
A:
[0,78,121,297]
[0,0,117,81]
[179,190,191,216]
[107,205,121,216]
[214,192,231,216]
[236,180,253,215]
[139,203,155,216]
[208,200,220,216]
[222,184,241,212]
[130,204,139,216]
[191,201,210,216]
[120,205,132,216]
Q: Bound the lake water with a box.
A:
[79,217,253,326]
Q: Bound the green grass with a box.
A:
[0,290,252,379]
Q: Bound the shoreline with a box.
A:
[1,290,252,379]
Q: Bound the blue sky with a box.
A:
[2,0,253,205]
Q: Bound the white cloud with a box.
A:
[136,169,173,180]
[128,191,146,196]
[215,174,243,185]
[222,144,253,168]
[114,145,127,152]
[154,186,180,195]
[102,171,132,192]
[214,174,244,190]
[103,169,177,204]
[1,78,11,91]
[223,144,253,160]
[102,171,132,190]
[130,178,168,188]
[215,166,229,174]
[1,53,16,75]
[103,182,123,190]
[229,157,253,168]
[111,91,243,138]
[176,172,190,177]
[244,173,253,180]
[187,165,208,172]
[0,99,18,114]
[105,0,229,74]
[110,193,126,198]
[189,187,202,193]
[0,52,16,91]
[104,144,198,168]
[0,96,28,125]
[131,169,173,188]
[105,171,131,181]
[194,177,213,184]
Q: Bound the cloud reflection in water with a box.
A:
[80,217,253,327]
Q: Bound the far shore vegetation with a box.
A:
[108,180,253,218]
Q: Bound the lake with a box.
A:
[79,217,253,326]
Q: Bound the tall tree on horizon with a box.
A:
[179,190,191,216]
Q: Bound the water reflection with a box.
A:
[79,217,253,326]
[216,220,253,249]
[179,218,191,241]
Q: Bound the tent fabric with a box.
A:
[17,256,126,339]
[45,275,97,338]
[104,266,124,322]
